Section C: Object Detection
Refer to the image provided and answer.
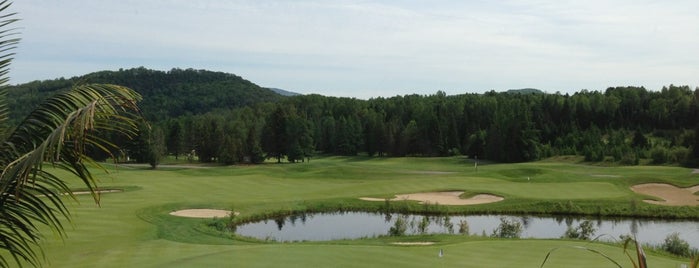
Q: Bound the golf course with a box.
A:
[21,156,699,267]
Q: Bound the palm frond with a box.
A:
[0,2,143,267]
[0,84,141,267]
[540,245,623,268]
[0,0,18,142]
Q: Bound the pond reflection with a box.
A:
[236,212,699,248]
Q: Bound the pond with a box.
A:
[235,212,699,248]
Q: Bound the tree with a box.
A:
[490,217,523,238]
[130,122,165,168]
[165,119,184,159]
[262,106,288,162]
[693,124,699,165]
[0,3,142,266]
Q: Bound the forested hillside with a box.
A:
[7,68,699,166]
[6,67,282,123]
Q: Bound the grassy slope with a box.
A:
[16,157,699,267]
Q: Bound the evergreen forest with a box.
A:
[7,67,699,167]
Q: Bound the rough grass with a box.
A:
[8,156,698,267]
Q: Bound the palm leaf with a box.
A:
[0,2,142,266]
[540,245,623,268]
[0,84,141,267]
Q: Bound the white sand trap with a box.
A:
[391,242,435,245]
[630,183,699,206]
[70,189,122,195]
[169,209,237,218]
[360,191,504,205]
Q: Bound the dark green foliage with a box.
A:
[650,147,669,164]
[129,123,166,168]
[491,217,523,238]
[262,105,314,163]
[9,66,699,165]
[165,119,184,159]
[661,232,693,257]
[563,220,596,240]
[458,220,469,235]
[7,67,282,123]
[388,216,407,236]
[417,216,429,234]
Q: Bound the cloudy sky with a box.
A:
[10,0,699,98]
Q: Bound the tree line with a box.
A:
[149,86,699,167]
[7,68,699,166]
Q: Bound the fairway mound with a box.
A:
[630,183,699,206]
[391,242,435,245]
[169,209,237,218]
[360,191,503,205]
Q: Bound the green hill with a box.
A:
[6,67,283,123]
[505,88,544,94]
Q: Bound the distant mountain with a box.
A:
[505,88,544,94]
[6,67,283,123]
[267,87,301,97]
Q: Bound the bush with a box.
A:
[662,232,691,257]
[458,220,469,235]
[650,147,669,164]
[583,146,604,162]
[562,220,596,240]
[619,152,639,165]
[417,216,429,234]
[491,217,522,238]
[389,216,407,236]
[670,147,690,165]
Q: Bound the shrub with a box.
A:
[417,216,429,234]
[619,152,639,165]
[662,232,691,257]
[458,220,469,235]
[443,215,454,234]
[389,216,407,236]
[650,147,669,164]
[491,217,522,238]
[670,147,690,165]
[563,220,596,240]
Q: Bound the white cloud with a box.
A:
[9,0,699,98]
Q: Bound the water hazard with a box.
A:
[235,212,699,248]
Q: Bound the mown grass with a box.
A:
[8,156,699,267]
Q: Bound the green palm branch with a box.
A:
[0,1,142,267]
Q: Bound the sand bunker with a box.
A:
[70,189,123,195]
[630,183,699,206]
[391,242,435,245]
[169,209,237,218]
[360,191,504,205]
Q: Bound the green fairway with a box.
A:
[14,157,699,267]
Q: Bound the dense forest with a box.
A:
[7,67,699,167]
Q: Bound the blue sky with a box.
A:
[10,0,699,99]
